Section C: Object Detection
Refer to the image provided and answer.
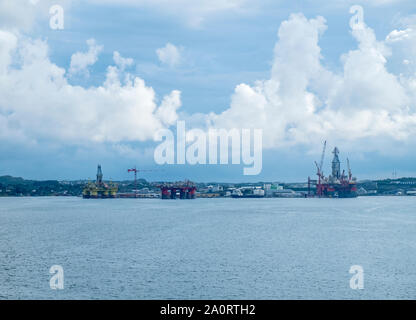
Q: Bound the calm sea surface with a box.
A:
[0,196,415,299]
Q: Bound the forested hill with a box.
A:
[0,176,79,196]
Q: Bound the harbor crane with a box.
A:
[314,140,327,197]
[315,140,327,180]
[128,167,161,194]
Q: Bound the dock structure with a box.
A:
[158,181,196,199]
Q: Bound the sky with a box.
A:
[0,0,416,182]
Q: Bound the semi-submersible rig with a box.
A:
[308,141,358,198]
[82,165,118,199]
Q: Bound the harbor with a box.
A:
[2,160,416,200]
[78,143,359,200]
[0,142,414,200]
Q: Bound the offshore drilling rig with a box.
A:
[308,141,358,198]
[82,165,118,199]
[158,180,196,199]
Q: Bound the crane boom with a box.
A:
[347,158,352,180]
[314,161,320,173]
[319,140,327,175]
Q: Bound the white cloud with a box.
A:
[0,30,181,146]
[385,16,416,112]
[386,28,414,42]
[156,90,181,125]
[69,39,103,77]
[331,20,408,113]
[386,25,416,66]
[156,43,182,67]
[113,51,133,70]
[207,13,416,152]
[0,30,17,74]
[2,4,416,157]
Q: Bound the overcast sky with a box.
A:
[0,0,416,182]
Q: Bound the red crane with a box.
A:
[127,166,159,195]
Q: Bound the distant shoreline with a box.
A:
[2,175,416,197]
[0,195,413,199]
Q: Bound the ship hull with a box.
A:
[316,185,358,198]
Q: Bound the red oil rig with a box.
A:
[308,141,358,198]
[158,180,196,199]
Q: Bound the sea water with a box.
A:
[0,196,415,299]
